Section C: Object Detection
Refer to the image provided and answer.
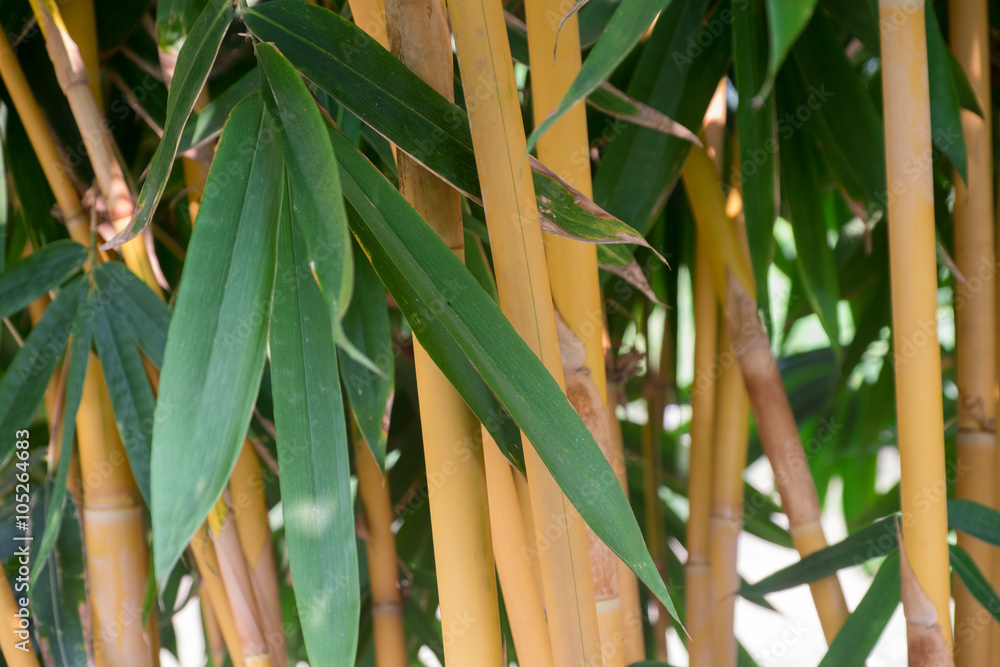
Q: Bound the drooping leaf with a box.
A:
[525,0,673,152]
[242,0,636,252]
[760,0,818,100]
[733,0,777,339]
[104,0,234,248]
[156,0,201,55]
[741,515,898,597]
[339,241,393,469]
[151,96,283,582]
[177,69,260,153]
[33,290,91,583]
[817,552,900,667]
[924,2,968,183]
[950,543,1000,625]
[270,202,359,665]
[257,42,353,322]
[332,125,676,620]
[585,83,701,143]
[0,277,85,466]
[93,262,171,368]
[0,240,86,320]
[948,499,1000,547]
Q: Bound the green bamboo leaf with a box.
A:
[924,2,968,184]
[759,0,818,101]
[156,0,201,54]
[734,0,777,339]
[0,240,86,320]
[585,83,700,143]
[242,0,638,253]
[740,515,898,597]
[950,543,1000,624]
[93,299,155,505]
[270,199,359,665]
[592,0,731,233]
[177,69,259,153]
[151,95,283,582]
[339,241,393,469]
[332,125,676,620]
[779,100,841,355]
[948,499,1000,547]
[33,290,91,584]
[94,262,171,368]
[525,0,673,152]
[30,487,88,667]
[104,0,234,248]
[0,278,85,466]
[257,42,353,323]
[949,54,983,118]
[818,552,900,667]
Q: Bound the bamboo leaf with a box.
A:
[734,0,777,337]
[525,0,673,152]
[924,2,968,184]
[151,96,283,582]
[760,0,818,101]
[0,277,85,466]
[93,299,155,505]
[950,543,1000,625]
[586,83,700,143]
[30,488,88,667]
[948,499,1000,547]
[156,0,201,54]
[242,0,635,252]
[339,241,394,469]
[817,552,900,667]
[104,0,234,249]
[257,42,353,322]
[270,200,359,665]
[33,290,91,583]
[592,0,731,233]
[94,262,171,368]
[740,515,898,597]
[332,125,676,619]
[0,240,86,320]
[177,69,259,153]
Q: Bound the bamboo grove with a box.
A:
[7,0,1000,665]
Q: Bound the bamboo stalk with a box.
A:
[878,0,953,649]
[447,0,604,663]
[190,534,247,667]
[28,0,162,297]
[354,435,407,667]
[523,0,625,661]
[683,145,849,645]
[949,0,997,663]
[382,0,506,662]
[61,0,100,105]
[0,570,39,667]
[229,443,285,667]
[199,586,228,667]
[686,81,725,667]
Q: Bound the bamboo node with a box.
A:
[370,600,403,617]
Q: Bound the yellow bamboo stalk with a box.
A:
[683,145,849,645]
[0,570,39,667]
[523,0,625,661]
[606,385,645,662]
[199,586,228,667]
[61,0,100,105]
[354,437,407,667]
[383,2,506,661]
[447,0,604,663]
[878,0,953,649]
[28,0,162,297]
[190,534,247,667]
[950,1,996,663]
[686,81,725,667]
[229,443,285,667]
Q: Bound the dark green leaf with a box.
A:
[0,241,86,320]
[948,499,1000,547]
[270,199,359,664]
[761,0,818,100]
[104,0,234,248]
[93,262,171,368]
[818,552,900,667]
[950,543,1000,624]
[177,69,260,153]
[151,96,282,582]
[924,3,968,183]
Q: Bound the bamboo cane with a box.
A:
[382,0,505,662]
[199,586,228,667]
[686,80,725,667]
[190,534,247,667]
[447,0,604,663]
[878,0,953,649]
[0,570,39,667]
[354,435,407,667]
[523,0,625,661]
[28,0,162,297]
[683,145,849,645]
[949,0,997,663]
[61,0,100,105]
